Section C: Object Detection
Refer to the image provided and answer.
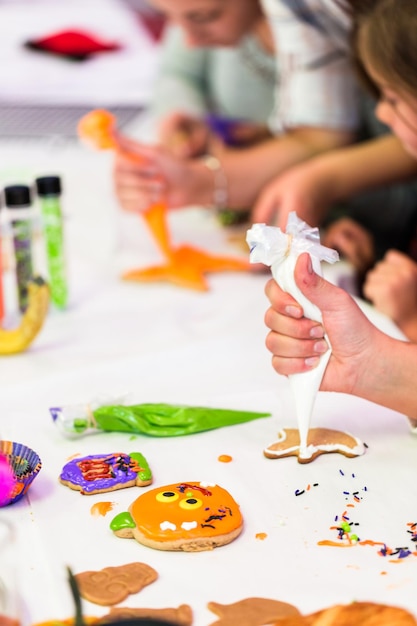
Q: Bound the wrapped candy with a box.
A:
[247,213,339,459]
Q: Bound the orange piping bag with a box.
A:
[77,109,172,258]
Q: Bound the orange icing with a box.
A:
[90,501,115,517]
[129,482,242,542]
[218,455,232,463]
[317,540,354,548]
[255,533,268,540]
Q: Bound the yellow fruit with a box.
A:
[0,277,50,355]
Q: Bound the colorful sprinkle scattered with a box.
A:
[294,483,319,497]
[318,470,416,562]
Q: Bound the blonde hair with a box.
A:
[354,0,417,98]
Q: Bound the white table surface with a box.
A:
[0,139,416,626]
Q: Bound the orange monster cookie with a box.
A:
[264,428,366,464]
[110,481,243,551]
[75,562,158,606]
[59,452,152,495]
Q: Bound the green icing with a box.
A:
[110,511,135,532]
[92,403,271,437]
[130,451,152,481]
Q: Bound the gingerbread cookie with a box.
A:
[208,597,300,626]
[110,481,243,551]
[99,604,193,625]
[59,452,152,494]
[75,562,158,606]
[264,428,366,464]
[278,602,417,625]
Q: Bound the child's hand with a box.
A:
[113,136,213,212]
[264,253,382,396]
[363,250,417,340]
[322,217,375,275]
[252,159,335,231]
[158,112,210,158]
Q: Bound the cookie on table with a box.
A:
[264,428,366,464]
[283,602,417,625]
[99,604,193,625]
[75,562,158,606]
[59,452,152,495]
[207,597,301,626]
[110,481,243,551]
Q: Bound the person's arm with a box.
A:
[253,134,417,229]
[210,125,354,208]
[113,124,354,213]
[264,253,417,419]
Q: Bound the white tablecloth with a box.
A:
[0,140,416,626]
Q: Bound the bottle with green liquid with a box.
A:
[4,184,34,313]
[35,176,68,309]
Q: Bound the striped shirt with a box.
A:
[261,0,360,132]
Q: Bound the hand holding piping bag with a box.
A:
[247,213,339,459]
[77,109,171,259]
[78,109,249,291]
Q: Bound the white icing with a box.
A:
[160,521,176,531]
[199,481,216,488]
[264,429,365,460]
[247,216,338,453]
[181,521,198,531]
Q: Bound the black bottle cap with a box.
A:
[35,176,62,196]
[4,185,31,207]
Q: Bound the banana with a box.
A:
[0,277,50,355]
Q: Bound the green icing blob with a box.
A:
[110,511,135,532]
[130,451,152,482]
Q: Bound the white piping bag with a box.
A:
[247,213,339,459]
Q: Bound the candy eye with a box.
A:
[156,490,179,503]
[179,497,202,510]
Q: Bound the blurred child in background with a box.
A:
[113,0,359,215]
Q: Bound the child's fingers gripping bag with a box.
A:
[246,212,339,459]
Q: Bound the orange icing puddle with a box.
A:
[90,501,115,517]
[318,540,354,548]
[218,455,233,463]
[255,533,268,540]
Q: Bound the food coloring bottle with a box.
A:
[4,185,34,312]
[35,176,68,309]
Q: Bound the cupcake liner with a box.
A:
[0,441,42,506]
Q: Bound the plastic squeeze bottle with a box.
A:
[35,176,68,309]
[4,185,34,312]
[246,212,339,460]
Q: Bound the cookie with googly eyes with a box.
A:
[110,481,243,551]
